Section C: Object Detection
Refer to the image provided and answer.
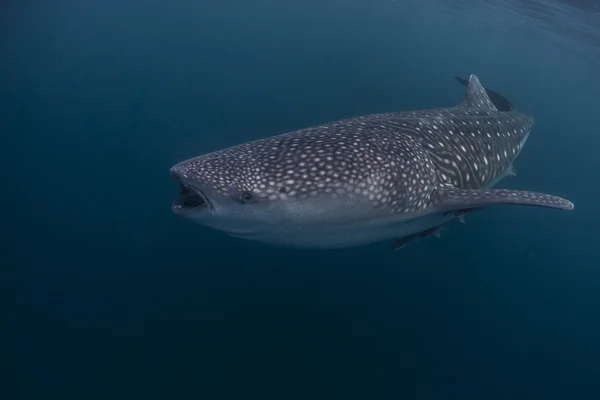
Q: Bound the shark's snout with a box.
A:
[170,165,213,215]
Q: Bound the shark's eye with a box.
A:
[239,191,253,203]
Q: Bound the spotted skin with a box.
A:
[171,75,574,249]
[173,116,440,215]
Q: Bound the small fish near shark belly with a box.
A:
[391,208,481,250]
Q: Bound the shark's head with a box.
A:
[170,129,439,248]
[170,141,300,238]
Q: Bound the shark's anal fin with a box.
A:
[436,187,574,211]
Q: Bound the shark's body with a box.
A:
[170,75,573,249]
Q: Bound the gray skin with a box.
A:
[170,75,574,249]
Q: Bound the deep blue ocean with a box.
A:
[5,0,600,398]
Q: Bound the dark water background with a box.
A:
[4,0,600,398]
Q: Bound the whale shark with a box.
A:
[170,74,573,249]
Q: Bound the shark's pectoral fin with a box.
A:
[435,187,574,212]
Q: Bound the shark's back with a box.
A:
[370,107,532,191]
[296,99,532,195]
[180,77,536,213]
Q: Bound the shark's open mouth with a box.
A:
[172,178,212,213]
[180,185,208,208]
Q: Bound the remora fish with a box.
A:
[170,74,573,249]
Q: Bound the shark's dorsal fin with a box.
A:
[435,186,574,212]
[459,74,498,112]
[455,76,516,111]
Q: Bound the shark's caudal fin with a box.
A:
[455,75,516,112]
[435,187,574,212]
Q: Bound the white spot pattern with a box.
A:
[171,75,572,220]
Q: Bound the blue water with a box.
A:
[5,0,600,398]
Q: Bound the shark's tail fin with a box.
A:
[454,76,516,112]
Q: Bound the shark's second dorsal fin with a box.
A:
[459,74,498,112]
